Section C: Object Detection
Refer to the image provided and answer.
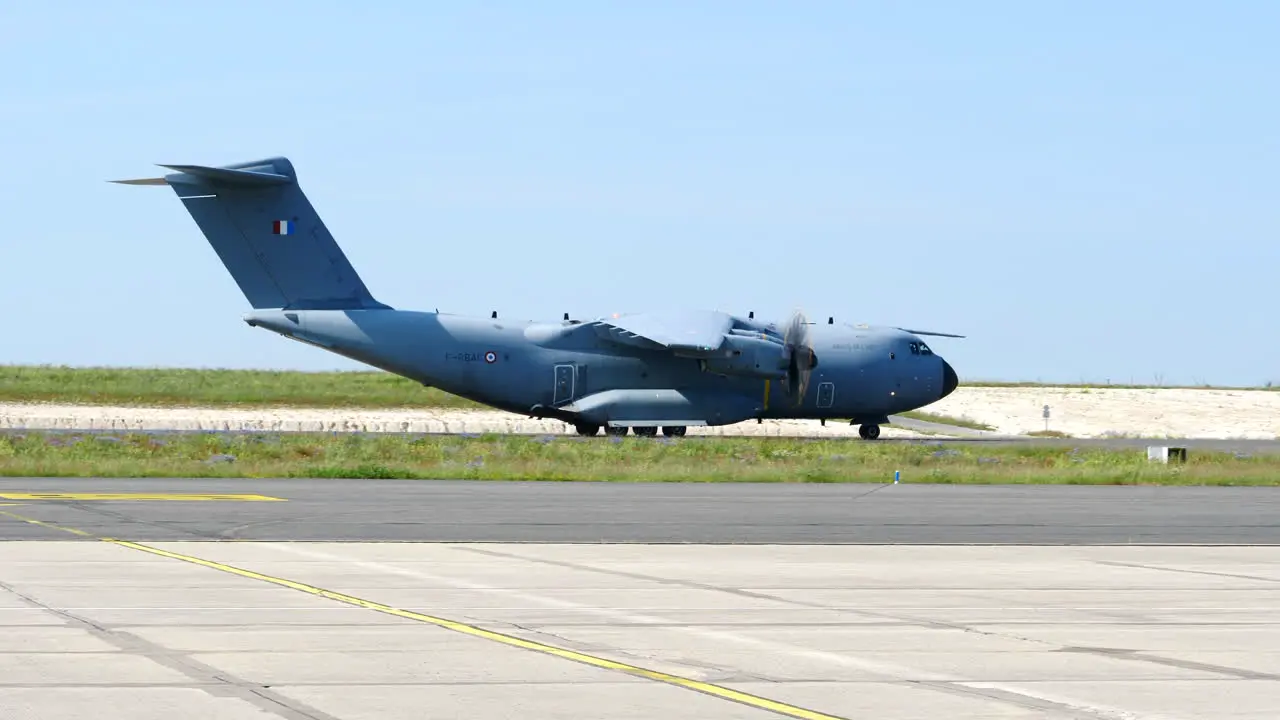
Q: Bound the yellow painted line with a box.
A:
[0,509,848,720]
[0,510,94,537]
[0,493,285,502]
[110,540,849,719]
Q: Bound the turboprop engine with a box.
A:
[697,334,790,380]
[696,310,819,406]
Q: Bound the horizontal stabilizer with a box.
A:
[109,177,169,186]
[158,163,292,186]
[110,163,293,188]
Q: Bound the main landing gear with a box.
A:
[575,424,687,438]
[858,423,881,440]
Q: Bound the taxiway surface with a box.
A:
[2,539,1278,719]
[0,477,1278,544]
[2,480,1278,719]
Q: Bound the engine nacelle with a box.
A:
[699,334,788,379]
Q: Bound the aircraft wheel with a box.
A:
[661,426,686,437]
[574,423,599,437]
[859,423,881,440]
[633,426,658,437]
[605,425,629,437]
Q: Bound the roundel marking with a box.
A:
[484,351,497,364]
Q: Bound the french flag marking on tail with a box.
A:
[272,220,294,235]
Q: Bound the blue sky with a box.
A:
[2,1,1276,386]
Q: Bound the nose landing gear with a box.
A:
[858,423,881,440]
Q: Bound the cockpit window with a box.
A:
[919,342,932,355]
[909,341,934,356]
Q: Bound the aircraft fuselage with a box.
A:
[244,308,957,428]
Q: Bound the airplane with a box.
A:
[113,156,961,440]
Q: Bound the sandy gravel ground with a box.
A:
[925,386,1280,439]
[0,402,924,438]
[0,385,1274,439]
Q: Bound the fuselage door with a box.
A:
[553,364,576,405]
[816,381,835,409]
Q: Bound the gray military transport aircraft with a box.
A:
[114,157,961,439]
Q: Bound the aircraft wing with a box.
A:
[588,309,736,354]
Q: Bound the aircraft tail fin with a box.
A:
[112,157,389,311]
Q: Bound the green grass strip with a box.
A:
[0,431,1272,485]
[0,365,479,408]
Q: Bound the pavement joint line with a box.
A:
[0,493,285,502]
[0,508,851,720]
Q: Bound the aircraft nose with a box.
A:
[941,359,958,398]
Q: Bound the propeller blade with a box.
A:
[780,309,815,405]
